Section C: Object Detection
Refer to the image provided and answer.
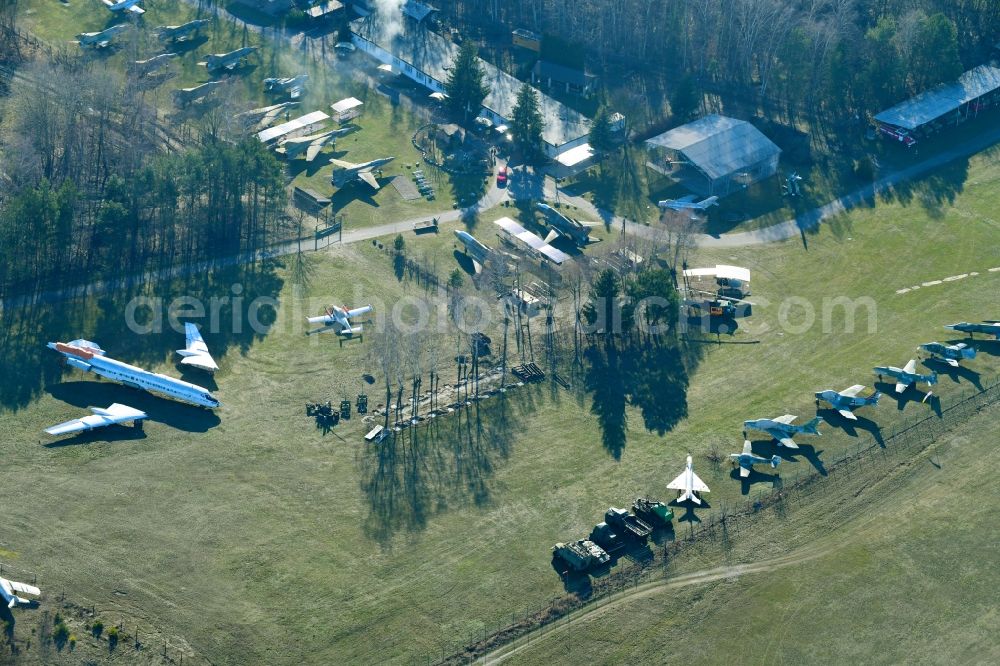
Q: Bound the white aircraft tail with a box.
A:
[679,489,701,505]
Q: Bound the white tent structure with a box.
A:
[493,217,569,265]
[645,115,780,197]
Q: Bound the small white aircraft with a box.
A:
[874,359,938,395]
[102,0,145,15]
[730,440,781,478]
[307,304,373,336]
[815,385,880,420]
[176,323,218,373]
[667,455,710,504]
[45,403,147,437]
[744,415,823,449]
[1,576,40,608]
[658,195,719,211]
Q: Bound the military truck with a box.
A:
[552,539,610,572]
[605,507,653,543]
[632,498,674,528]
[589,522,626,555]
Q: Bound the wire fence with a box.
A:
[437,374,1000,664]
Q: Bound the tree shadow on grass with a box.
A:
[877,155,970,218]
[359,395,517,546]
[583,336,690,460]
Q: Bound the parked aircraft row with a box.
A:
[668,320,994,503]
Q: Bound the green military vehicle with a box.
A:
[632,498,674,528]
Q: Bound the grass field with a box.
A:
[1,140,998,664]
[4,3,1000,664]
[489,398,1000,664]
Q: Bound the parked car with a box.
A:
[496,167,508,187]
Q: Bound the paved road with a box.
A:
[546,119,1000,248]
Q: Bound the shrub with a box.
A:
[53,621,69,646]
[92,619,104,638]
[69,634,77,649]
[107,626,119,649]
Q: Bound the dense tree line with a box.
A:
[0,59,288,297]
[446,0,1000,120]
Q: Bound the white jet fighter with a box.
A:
[102,0,144,15]
[667,455,710,504]
[307,304,373,336]
[45,403,147,437]
[176,322,219,373]
[1,576,40,608]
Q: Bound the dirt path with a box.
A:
[479,544,831,664]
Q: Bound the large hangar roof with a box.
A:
[645,114,780,181]
[875,65,1000,130]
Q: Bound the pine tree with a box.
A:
[589,106,614,152]
[511,82,545,159]
[669,75,700,124]
[444,41,488,122]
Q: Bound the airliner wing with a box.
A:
[945,358,959,367]
[838,409,858,421]
[742,440,753,455]
[666,471,688,491]
[543,229,560,244]
[5,580,40,597]
[739,465,751,478]
[773,414,796,425]
[895,380,909,393]
[903,359,917,374]
[330,158,355,168]
[45,414,106,436]
[129,5,145,14]
[841,384,865,398]
[45,404,147,435]
[95,403,147,420]
[359,171,380,189]
[690,471,710,492]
